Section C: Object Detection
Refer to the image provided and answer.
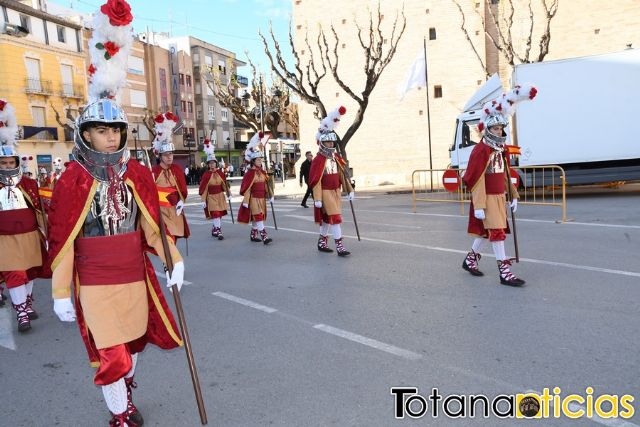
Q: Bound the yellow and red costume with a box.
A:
[152,163,190,239]
[48,160,183,385]
[199,168,230,219]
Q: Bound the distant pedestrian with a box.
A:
[299,151,313,208]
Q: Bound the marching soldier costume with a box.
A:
[238,132,274,244]
[48,2,184,425]
[151,112,190,241]
[461,85,537,286]
[199,139,231,240]
[308,106,354,256]
[0,99,48,330]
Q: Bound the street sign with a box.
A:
[442,169,461,192]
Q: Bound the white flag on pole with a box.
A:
[398,49,426,100]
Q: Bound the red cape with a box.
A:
[47,161,182,366]
[10,176,50,278]
[308,153,347,224]
[462,141,510,237]
[198,169,227,196]
[152,163,190,238]
[237,168,269,223]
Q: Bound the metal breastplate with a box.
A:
[486,151,505,174]
[83,181,137,237]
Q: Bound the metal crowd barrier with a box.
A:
[411,165,568,222]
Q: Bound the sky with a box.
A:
[63,0,294,78]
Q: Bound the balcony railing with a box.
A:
[25,78,53,95]
[234,74,249,87]
[60,83,85,99]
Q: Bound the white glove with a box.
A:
[474,209,486,220]
[200,201,207,209]
[166,261,184,292]
[242,202,249,208]
[175,200,184,216]
[347,191,355,201]
[510,199,518,213]
[314,200,322,208]
[53,298,76,322]
[268,197,274,203]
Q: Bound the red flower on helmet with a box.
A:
[258,131,264,138]
[88,64,96,76]
[165,112,178,122]
[496,104,502,111]
[338,106,346,115]
[529,87,538,99]
[103,41,120,59]
[154,114,165,123]
[0,100,6,111]
[0,122,5,128]
[100,0,133,26]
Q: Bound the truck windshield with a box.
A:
[461,119,482,148]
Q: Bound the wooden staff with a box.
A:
[503,153,520,263]
[335,146,361,241]
[159,224,208,425]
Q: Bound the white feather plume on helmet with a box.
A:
[479,84,537,132]
[244,131,265,162]
[316,106,346,143]
[0,100,19,158]
[152,112,179,155]
[203,138,217,163]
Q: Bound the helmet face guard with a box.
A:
[0,156,22,186]
[74,99,130,182]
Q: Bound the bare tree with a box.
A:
[50,102,78,141]
[452,0,559,76]
[202,57,299,139]
[259,2,406,161]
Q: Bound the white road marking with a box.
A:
[154,271,193,286]
[525,389,640,427]
[0,307,17,351]
[211,291,421,360]
[267,226,640,278]
[359,209,640,230]
[212,292,278,313]
[284,214,315,222]
[313,324,423,361]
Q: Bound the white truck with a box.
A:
[449,49,640,185]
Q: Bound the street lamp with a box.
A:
[131,126,138,161]
[226,136,231,165]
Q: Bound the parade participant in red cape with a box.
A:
[237,132,274,244]
[0,99,48,330]
[50,157,64,187]
[151,111,190,241]
[199,139,231,240]
[461,84,537,286]
[308,106,355,257]
[48,2,184,425]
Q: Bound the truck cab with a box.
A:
[449,74,505,169]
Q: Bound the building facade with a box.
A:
[292,0,640,188]
[0,0,86,175]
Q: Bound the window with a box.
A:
[223,130,230,145]
[181,100,187,112]
[57,25,65,43]
[25,58,41,91]
[19,14,31,32]
[221,109,228,122]
[32,107,46,126]
[128,56,144,75]
[193,53,200,64]
[206,84,214,97]
[208,105,215,120]
[179,73,185,85]
[130,89,147,107]
[204,56,213,66]
[429,28,436,40]
[188,128,195,140]
[196,105,203,120]
[61,64,73,96]
[218,60,226,75]
[434,85,443,98]
[187,102,193,113]
[195,82,201,95]
[461,119,482,148]
[186,75,192,87]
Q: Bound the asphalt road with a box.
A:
[1,189,639,426]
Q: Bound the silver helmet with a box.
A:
[318,131,337,158]
[0,100,21,186]
[73,98,130,182]
[0,155,22,187]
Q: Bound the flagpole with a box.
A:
[423,37,433,191]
